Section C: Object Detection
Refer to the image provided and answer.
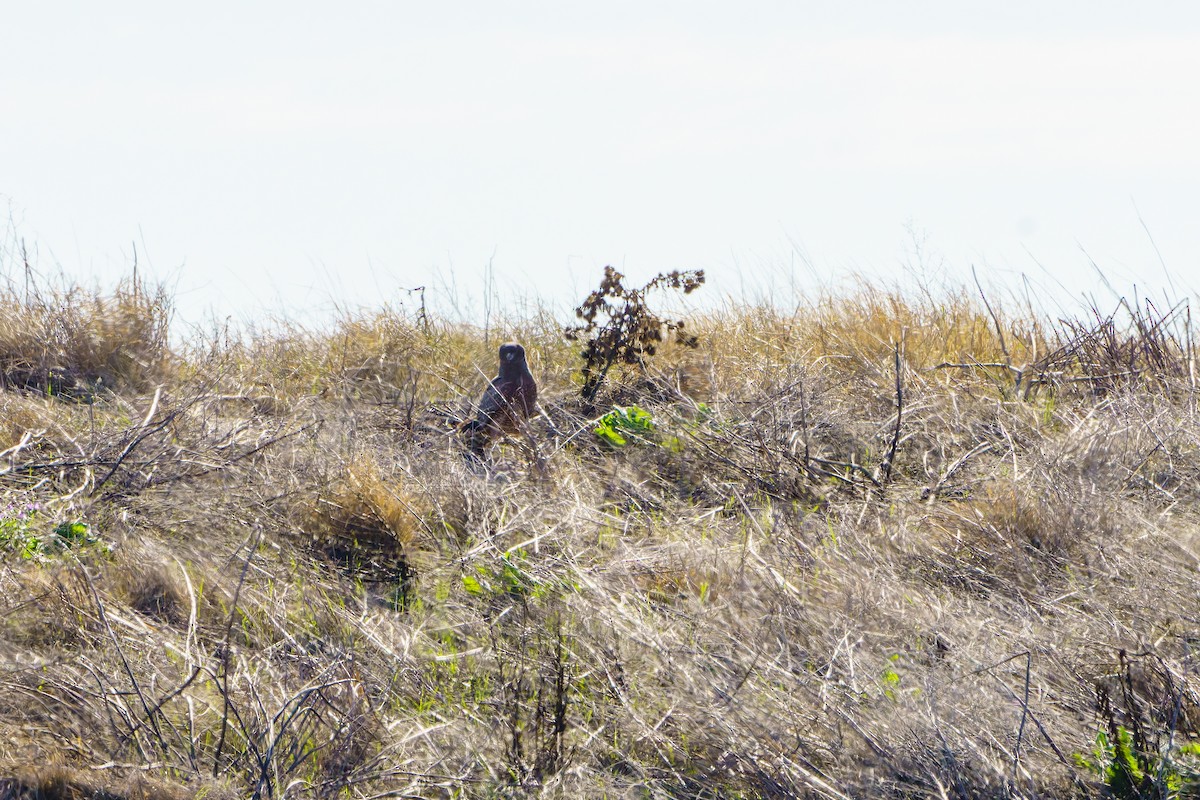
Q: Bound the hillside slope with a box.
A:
[1,273,1198,798]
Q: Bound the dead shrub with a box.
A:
[1037,297,1193,397]
[565,266,705,407]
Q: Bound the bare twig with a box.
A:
[879,343,904,486]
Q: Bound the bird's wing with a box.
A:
[467,377,507,428]
[482,378,507,413]
[521,372,538,411]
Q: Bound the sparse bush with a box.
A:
[565,266,704,406]
[1036,297,1193,397]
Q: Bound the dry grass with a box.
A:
[0,268,172,397]
[1,268,1199,798]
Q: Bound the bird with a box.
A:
[462,342,538,463]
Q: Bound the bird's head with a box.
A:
[499,342,526,364]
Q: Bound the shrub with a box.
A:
[564,266,704,406]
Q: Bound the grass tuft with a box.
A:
[0,269,172,397]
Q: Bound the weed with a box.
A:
[0,499,43,559]
[564,266,704,406]
[1075,726,1200,799]
[0,500,105,560]
[1089,650,1200,798]
[593,405,655,448]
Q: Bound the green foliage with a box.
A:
[54,521,93,546]
[881,654,902,701]
[464,549,545,600]
[594,405,655,448]
[1074,726,1200,799]
[0,500,105,560]
[0,501,43,559]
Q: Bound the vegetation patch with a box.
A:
[1,263,1199,798]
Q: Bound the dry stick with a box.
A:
[924,440,992,503]
[517,416,549,479]
[797,375,812,477]
[1012,651,1032,794]
[91,385,171,495]
[171,555,200,673]
[0,430,35,470]
[260,677,364,796]
[1142,655,1186,794]
[1188,304,1196,402]
[77,562,168,759]
[973,264,1010,366]
[954,652,1081,780]
[213,526,264,778]
[132,419,321,497]
[137,666,205,772]
[932,361,1022,374]
[73,656,141,754]
[880,343,903,486]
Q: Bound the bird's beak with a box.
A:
[506,353,515,361]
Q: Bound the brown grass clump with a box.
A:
[109,552,188,625]
[0,270,172,397]
[300,457,434,597]
[3,265,1200,798]
[0,764,236,800]
[918,476,1123,600]
[0,393,53,451]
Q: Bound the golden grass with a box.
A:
[0,268,1198,797]
[0,271,172,395]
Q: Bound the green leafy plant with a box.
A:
[0,501,44,559]
[594,405,655,448]
[0,501,105,560]
[464,549,545,600]
[53,521,95,547]
[1074,653,1200,799]
[1074,725,1190,798]
[565,266,705,406]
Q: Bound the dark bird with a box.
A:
[462,342,538,462]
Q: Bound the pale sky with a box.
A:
[4,2,1200,328]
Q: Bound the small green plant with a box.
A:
[565,266,705,406]
[464,549,545,600]
[881,654,902,701]
[0,501,106,560]
[0,500,44,559]
[594,405,655,447]
[53,521,94,546]
[1074,726,1182,798]
[1075,655,1200,799]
